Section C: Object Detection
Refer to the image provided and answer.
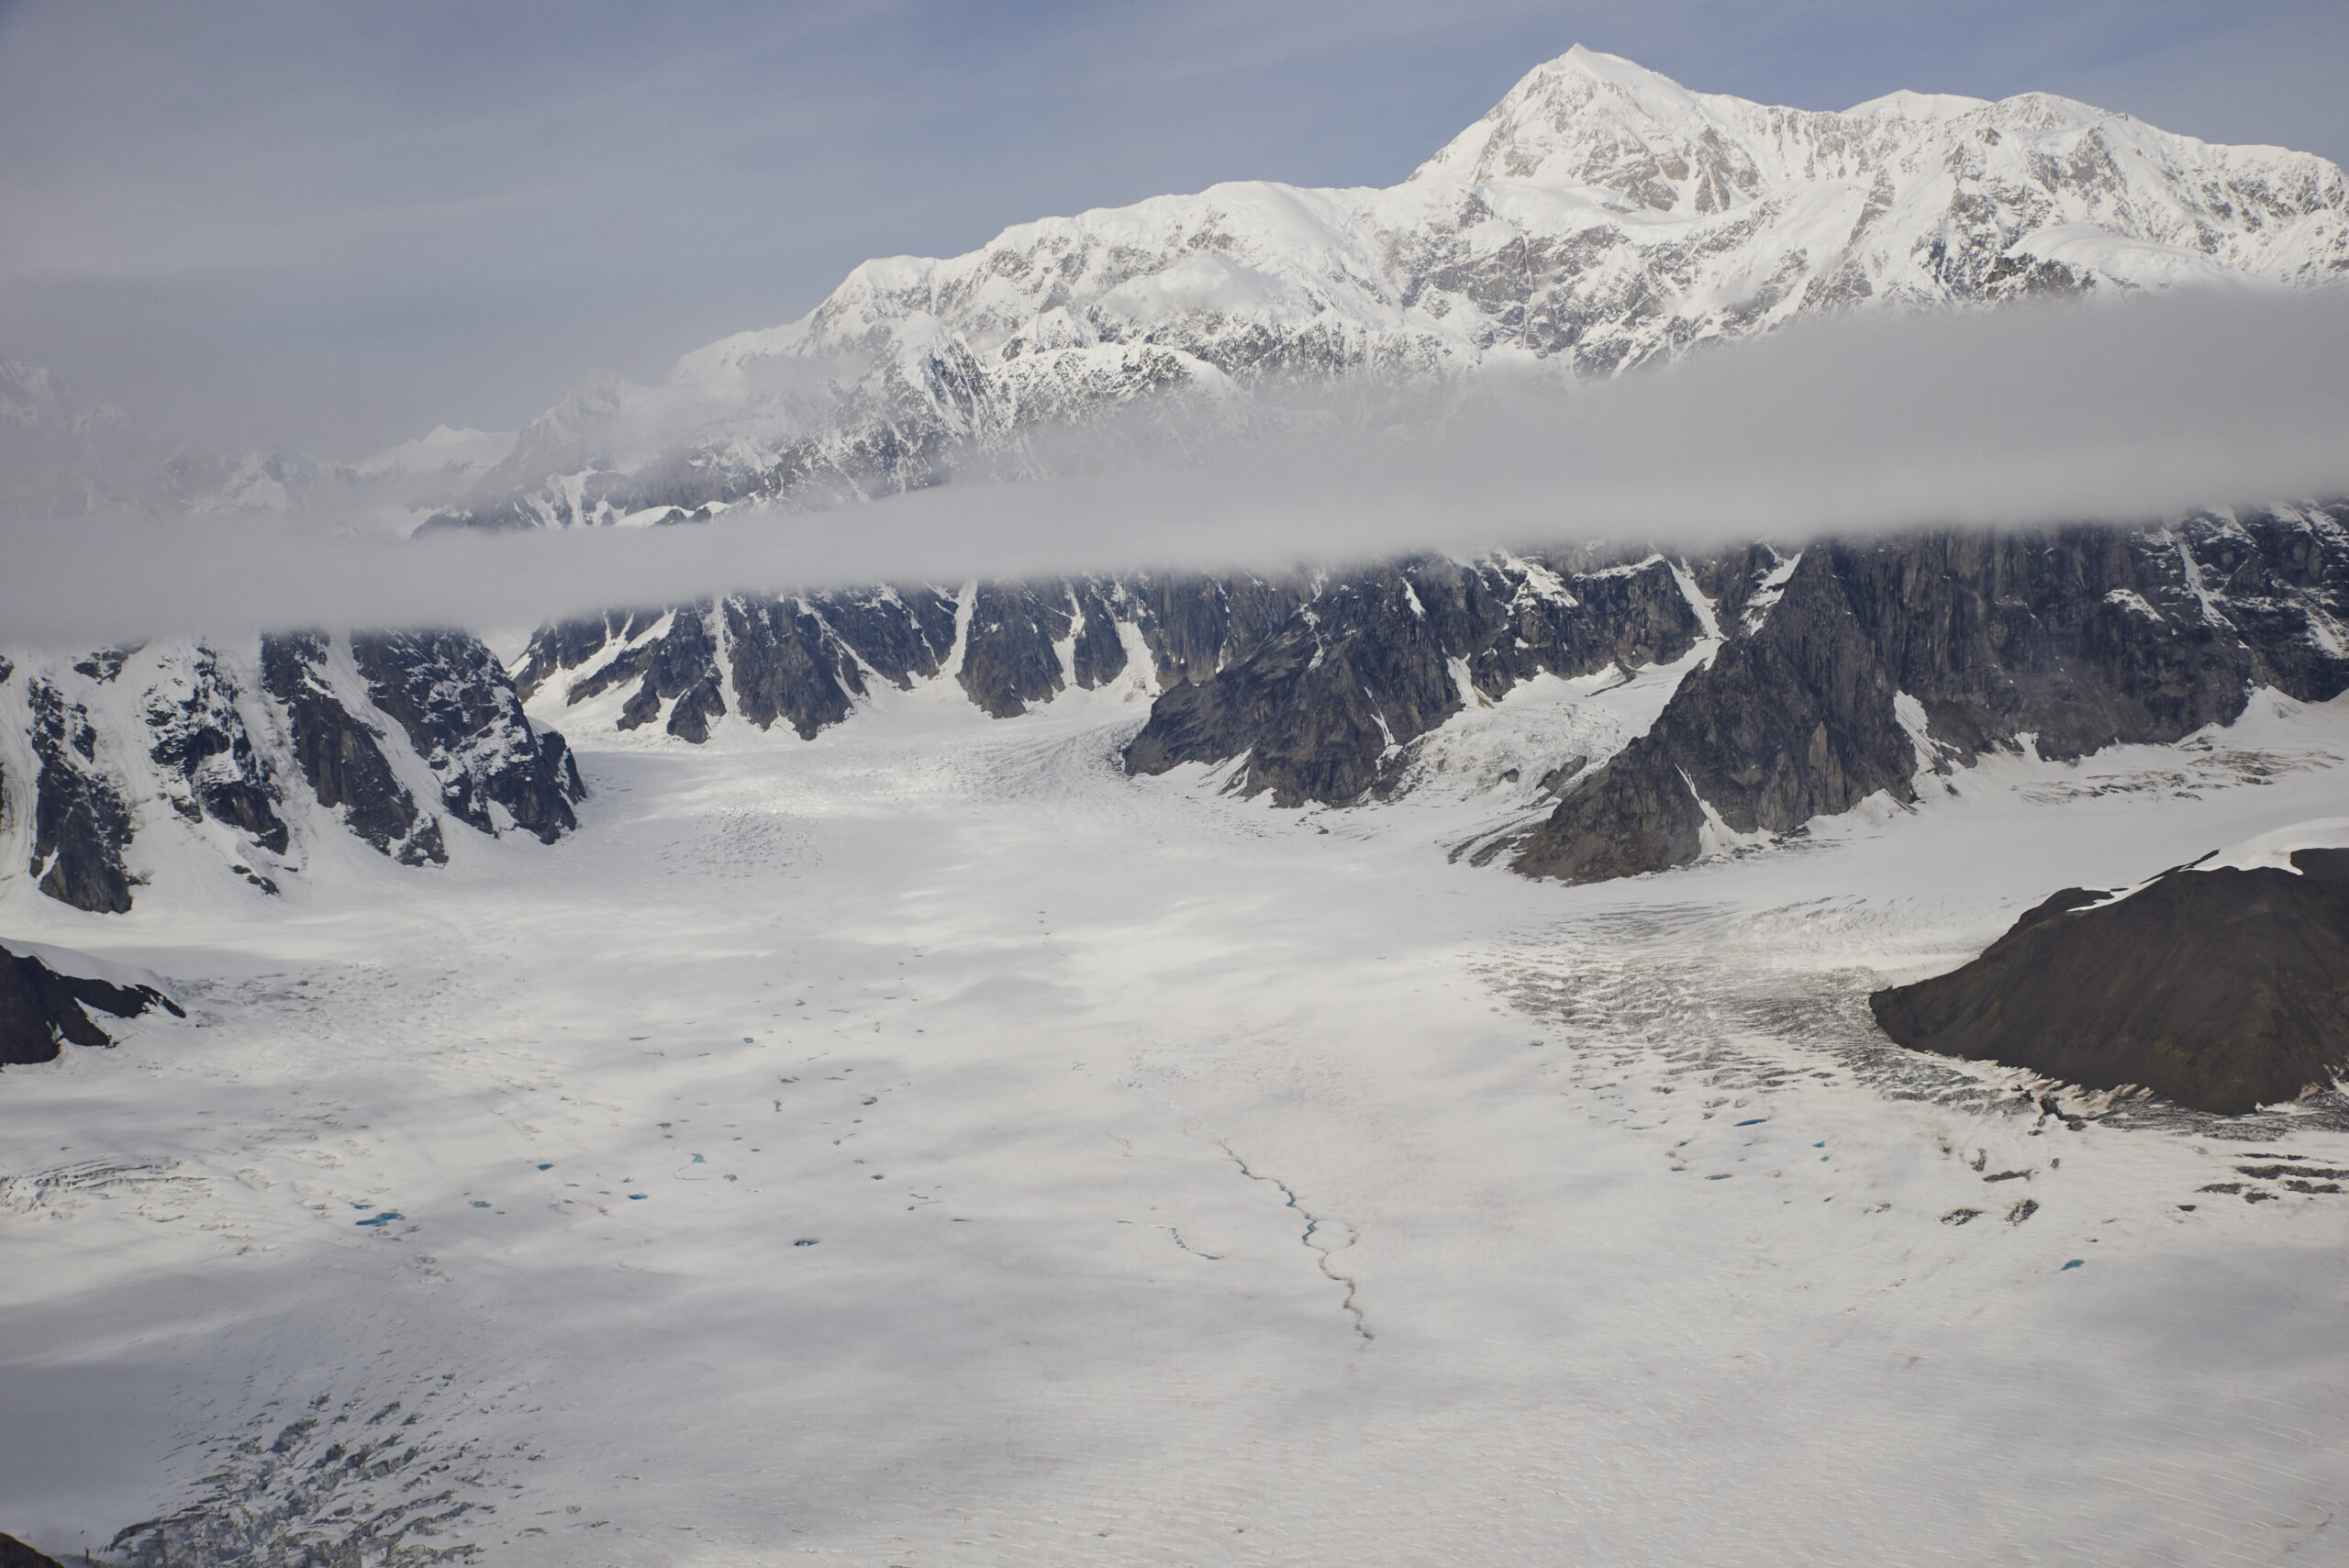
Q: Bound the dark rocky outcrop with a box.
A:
[524,554,1686,796]
[503,507,2349,889]
[1120,573,1308,689]
[1819,526,2292,761]
[25,680,135,912]
[662,671,727,744]
[1506,730,1710,884]
[813,584,964,687]
[513,606,664,701]
[519,573,1305,741]
[144,647,290,854]
[724,595,885,739]
[0,1532,66,1568]
[959,582,1076,718]
[545,586,969,741]
[1517,546,1918,880]
[557,604,727,740]
[1,941,183,1067]
[260,633,445,864]
[1125,554,1701,806]
[1517,512,2349,884]
[1870,849,2349,1115]
[348,631,584,843]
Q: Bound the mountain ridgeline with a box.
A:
[6,47,2349,915]
[410,46,2347,536]
[10,507,2337,914]
[507,505,2349,888]
[420,46,2349,891]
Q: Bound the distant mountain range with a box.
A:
[14,47,2344,536]
[4,47,2347,915]
[0,354,513,535]
[419,44,2348,532]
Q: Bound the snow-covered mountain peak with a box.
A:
[1843,87,1995,123]
[412,48,2349,532]
[1408,44,1741,206]
[353,424,518,481]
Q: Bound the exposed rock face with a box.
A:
[528,590,967,741]
[1517,546,1920,879]
[515,506,2349,883]
[261,633,447,865]
[1870,850,2349,1115]
[1124,553,1701,805]
[254,629,587,864]
[1508,729,1711,884]
[1115,574,1308,691]
[1,940,184,1067]
[144,647,290,854]
[587,606,728,740]
[1516,509,2349,883]
[959,583,1078,718]
[725,585,962,735]
[521,573,1308,739]
[521,554,1709,806]
[25,679,135,912]
[348,631,584,843]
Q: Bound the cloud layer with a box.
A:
[8,287,2348,650]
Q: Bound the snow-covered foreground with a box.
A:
[6,675,2349,1566]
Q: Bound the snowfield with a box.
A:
[4,668,2348,1565]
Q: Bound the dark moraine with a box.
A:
[0,941,184,1067]
[1869,849,2349,1115]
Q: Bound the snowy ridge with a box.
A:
[0,633,584,917]
[2199,814,2349,873]
[434,44,2349,532]
[517,503,2349,881]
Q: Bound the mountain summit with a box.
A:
[429,45,2348,531]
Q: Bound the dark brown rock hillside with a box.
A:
[348,631,584,843]
[1,940,183,1067]
[1870,850,2349,1115]
[0,1531,67,1568]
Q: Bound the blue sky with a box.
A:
[1,0,2343,455]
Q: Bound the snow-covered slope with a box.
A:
[7,656,2349,1564]
[435,44,2349,530]
[0,635,586,917]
